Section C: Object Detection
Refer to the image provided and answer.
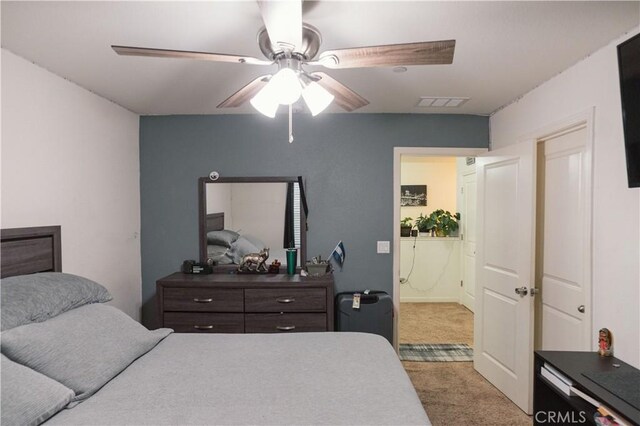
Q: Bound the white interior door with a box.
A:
[474,140,536,414]
[536,125,592,351]
[460,171,477,312]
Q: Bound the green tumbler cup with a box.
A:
[286,248,297,275]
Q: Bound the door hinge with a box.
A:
[461,186,464,194]
[460,233,464,241]
[460,280,463,287]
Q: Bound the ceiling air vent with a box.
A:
[466,157,476,166]
[417,97,470,108]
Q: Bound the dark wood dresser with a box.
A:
[534,351,640,425]
[156,272,334,333]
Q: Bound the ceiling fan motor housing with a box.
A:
[276,56,302,73]
[257,23,322,60]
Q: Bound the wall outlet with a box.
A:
[377,241,390,254]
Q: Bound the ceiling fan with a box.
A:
[112,1,455,118]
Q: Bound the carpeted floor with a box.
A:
[400,303,532,426]
[400,302,474,345]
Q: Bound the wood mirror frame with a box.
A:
[198,176,307,270]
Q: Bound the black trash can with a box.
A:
[335,291,393,345]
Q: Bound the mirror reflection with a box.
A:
[202,181,303,268]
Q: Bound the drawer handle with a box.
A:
[193,298,213,303]
[276,298,295,304]
[276,325,296,331]
[193,325,214,330]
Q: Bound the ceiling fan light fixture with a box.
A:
[250,84,279,118]
[302,81,334,116]
[267,68,302,105]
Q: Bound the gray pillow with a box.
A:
[207,244,232,265]
[1,272,112,331]
[206,230,239,247]
[1,304,172,403]
[207,244,230,257]
[228,235,264,264]
[211,254,233,265]
[1,354,74,426]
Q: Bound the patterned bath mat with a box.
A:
[399,343,473,362]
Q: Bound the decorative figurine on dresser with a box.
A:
[598,328,613,357]
[156,175,334,333]
[238,248,270,273]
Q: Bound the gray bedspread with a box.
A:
[46,332,429,425]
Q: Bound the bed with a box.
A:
[0,226,429,425]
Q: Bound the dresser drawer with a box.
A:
[164,312,244,333]
[244,288,326,312]
[163,287,243,312]
[245,313,327,333]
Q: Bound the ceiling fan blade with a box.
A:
[317,40,455,69]
[310,72,369,112]
[217,75,271,108]
[111,45,272,66]
[257,0,302,51]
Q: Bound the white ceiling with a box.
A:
[2,1,638,116]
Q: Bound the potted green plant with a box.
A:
[425,210,461,237]
[415,213,436,235]
[400,217,413,237]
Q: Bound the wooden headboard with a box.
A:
[1,226,62,278]
[206,213,224,233]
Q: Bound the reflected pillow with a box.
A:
[207,244,229,257]
[207,245,233,265]
[242,234,267,250]
[1,304,172,404]
[211,254,233,265]
[228,235,265,264]
[1,354,74,426]
[1,272,112,331]
[206,230,240,248]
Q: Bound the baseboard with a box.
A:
[399,296,460,303]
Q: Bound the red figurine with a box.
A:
[267,259,281,274]
[598,328,613,357]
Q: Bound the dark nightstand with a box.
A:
[534,351,640,425]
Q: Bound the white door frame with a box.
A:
[459,168,477,312]
[392,147,488,351]
[524,107,595,351]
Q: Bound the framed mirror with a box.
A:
[198,176,306,271]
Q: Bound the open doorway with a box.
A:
[397,155,476,358]
[392,147,487,351]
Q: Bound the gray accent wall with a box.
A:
[140,113,488,327]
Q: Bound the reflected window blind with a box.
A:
[294,184,301,248]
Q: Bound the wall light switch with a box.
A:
[377,241,390,254]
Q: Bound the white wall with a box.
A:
[230,182,289,264]
[206,183,233,228]
[490,28,640,367]
[1,49,142,320]
[401,156,458,223]
[400,238,461,302]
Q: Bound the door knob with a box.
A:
[515,286,528,297]
[578,305,585,313]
